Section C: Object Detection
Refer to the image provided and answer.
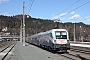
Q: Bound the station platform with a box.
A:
[5,41,63,60]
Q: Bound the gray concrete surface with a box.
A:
[5,41,63,60]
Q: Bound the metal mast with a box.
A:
[74,23,76,42]
[23,1,25,46]
[20,20,22,42]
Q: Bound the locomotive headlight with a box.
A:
[67,40,70,46]
[67,40,70,43]
[54,40,56,43]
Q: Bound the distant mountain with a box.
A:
[0,14,90,42]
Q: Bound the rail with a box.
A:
[0,41,17,60]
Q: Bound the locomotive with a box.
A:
[26,29,70,52]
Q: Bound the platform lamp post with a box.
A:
[22,1,25,46]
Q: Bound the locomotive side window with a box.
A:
[55,31,67,39]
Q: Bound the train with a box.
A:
[26,29,70,52]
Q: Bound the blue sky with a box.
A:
[0,0,90,24]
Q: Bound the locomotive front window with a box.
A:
[55,31,67,39]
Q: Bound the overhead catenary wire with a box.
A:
[69,0,90,13]
[61,0,90,16]
[60,0,80,14]
[26,0,90,19]
[54,0,80,20]
[55,0,90,20]
[28,0,34,14]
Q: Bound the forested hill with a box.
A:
[0,15,90,41]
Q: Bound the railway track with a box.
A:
[60,52,90,60]
[70,47,90,54]
[0,41,17,60]
[53,47,90,60]
[0,41,12,48]
[52,50,90,60]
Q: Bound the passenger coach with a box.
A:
[26,29,70,52]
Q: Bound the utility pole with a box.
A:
[80,26,83,42]
[20,20,22,42]
[23,1,25,46]
[74,23,76,42]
